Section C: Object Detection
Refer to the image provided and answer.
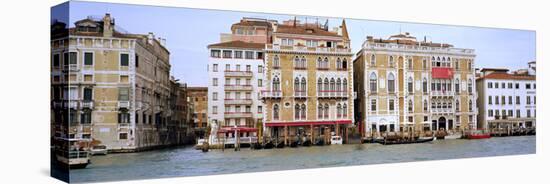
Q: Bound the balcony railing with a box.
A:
[362,42,475,55]
[118,101,130,109]
[261,90,282,98]
[224,112,253,118]
[318,91,348,98]
[81,101,94,109]
[224,84,253,91]
[67,100,78,109]
[224,70,253,77]
[430,91,454,97]
[430,108,454,114]
[266,44,352,53]
[294,91,307,98]
[224,98,253,105]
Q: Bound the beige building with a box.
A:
[51,14,178,152]
[263,19,354,144]
[187,87,208,138]
[353,33,477,137]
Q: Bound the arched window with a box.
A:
[336,58,341,69]
[408,77,413,93]
[317,57,322,68]
[422,78,428,93]
[469,100,473,111]
[324,57,329,69]
[342,58,347,69]
[370,73,377,93]
[448,100,453,110]
[294,77,300,93]
[301,104,306,119]
[273,104,279,120]
[294,56,300,68]
[387,73,395,93]
[324,104,329,119]
[301,77,306,93]
[424,100,428,112]
[337,103,342,118]
[408,99,413,113]
[300,56,307,68]
[343,78,348,93]
[343,103,347,117]
[317,78,323,94]
[455,100,460,112]
[468,79,473,93]
[432,101,436,109]
[389,56,394,67]
[273,55,280,68]
[370,54,376,66]
[330,78,336,96]
[336,78,342,93]
[318,104,323,119]
[273,76,280,91]
[324,78,329,95]
[455,79,460,94]
[295,104,300,119]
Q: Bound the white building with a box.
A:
[476,64,536,130]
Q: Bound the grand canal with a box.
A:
[70,136,535,183]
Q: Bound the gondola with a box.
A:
[290,140,299,148]
[275,140,285,148]
[302,139,312,146]
[314,139,325,146]
[375,137,435,145]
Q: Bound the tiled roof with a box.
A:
[276,24,340,37]
[232,21,272,28]
[207,40,265,49]
[477,72,536,81]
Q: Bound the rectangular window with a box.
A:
[236,65,241,71]
[517,110,521,118]
[211,50,220,58]
[488,110,493,117]
[371,99,377,112]
[508,83,512,89]
[222,50,232,58]
[213,106,218,114]
[213,92,218,101]
[135,54,139,68]
[245,51,254,59]
[509,96,513,105]
[488,96,492,104]
[257,52,264,59]
[235,51,243,59]
[69,52,77,65]
[119,133,128,140]
[527,96,531,104]
[53,54,60,67]
[515,83,519,89]
[527,110,531,117]
[516,96,520,104]
[213,78,218,86]
[120,53,129,66]
[118,88,129,101]
[83,88,93,101]
[389,99,395,111]
[502,96,506,105]
[488,82,492,88]
[225,64,230,71]
[246,65,251,72]
[84,52,93,65]
[526,84,531,89]
[258,79,263,87]
[213,64,218,72]
[258,65,263,73]
[81,111,92,124]
[118,111,130,124]
[508,110,513,117]
[258,106,263,113]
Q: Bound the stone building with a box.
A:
[353,33,477,137]
[186,87,208,138]
[51,13,179,152]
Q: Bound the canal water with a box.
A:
[70,136,535,183]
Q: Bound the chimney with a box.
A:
[103,13,113,37]
[148,32,154,45]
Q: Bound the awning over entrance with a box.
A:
[265,120,352,127]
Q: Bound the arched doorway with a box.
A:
[438,117,447,130]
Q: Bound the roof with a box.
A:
[232,20,272,28]
[186,87,208,91]
[207,40,265,49]
[480,68,510,72]
[276,24,340,37]
[477,72,536,81]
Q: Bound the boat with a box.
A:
[54,137,91,169]
[275,140,285,148]
[330,136,343,145]
[252,142,263,150]
[444,133,462,140]
[194,138,207,150]
[263,141,274,149]
[375,137,435,145]
[314,139,325,146]
[290,140,299,147]
[90,145,108,155]
[465,130,491,139]
[302,139,312,146]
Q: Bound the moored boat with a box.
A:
[54,137,91,169]
[91,145,108,156]
[330,136,343,145]
[465,130,491,139]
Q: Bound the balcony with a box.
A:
[224,112,253,118]
[318,91,348,98]
[224,84,253,91]
[81,100,94,109]
[430,108,453,114]
[69,124,92,134]
[224,98,253,105]
[224,70,253,78]
[430,91,454,97]
[266,44,351,54]
[261,90,282,99]
[65,64,79,72]
[294,91,307,98]
[67,100,78,109]
[118,101,130,109]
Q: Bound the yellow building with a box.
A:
[51,14,176,152]
[353,33,477,138]
[263,19,354,145]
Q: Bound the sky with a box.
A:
[52,1,536,87]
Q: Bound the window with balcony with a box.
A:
[272,77,281,92]
[83,88,93,101]
[118,110,130,124]
[81,110,92,124]
[273,55,280,68]
[387,73,395,93]
[301,104,306,119]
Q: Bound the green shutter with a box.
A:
[121,54,129,66]
[84,52,93,65]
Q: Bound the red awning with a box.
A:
[265,120,352,127]
[432,67,453,79]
